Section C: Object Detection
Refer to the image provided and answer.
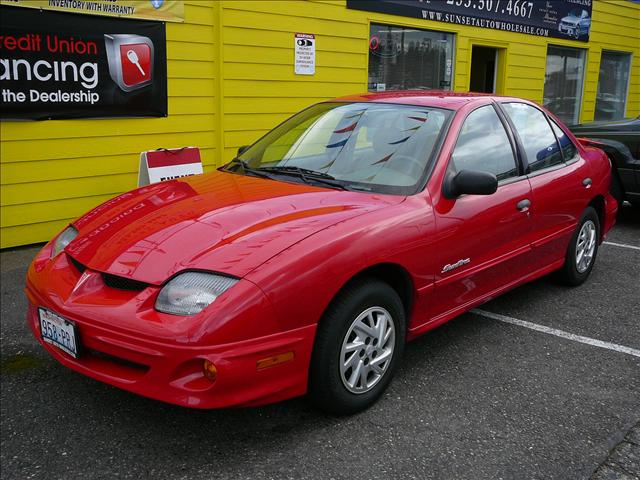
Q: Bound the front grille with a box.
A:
[68,255,87,273]
[87,348,149,372]
[102,273,148,291]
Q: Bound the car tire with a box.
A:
[556,206,600,286]
[308,278,405,415]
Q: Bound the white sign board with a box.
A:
[138,147,203,186]
[295,33,315,75]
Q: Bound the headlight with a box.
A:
[51,226,78,259]
[155,272,239,316]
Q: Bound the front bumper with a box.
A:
[25,248,316,409]
[559,24,576,34]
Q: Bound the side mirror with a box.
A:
[237,145,250,156]
[443,169,498,199]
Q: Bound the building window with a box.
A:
[595,51,631,120]
[543,45,586,125]
[368,24,454,92]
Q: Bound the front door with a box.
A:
[429,104,534,320]
[470,46,498,94]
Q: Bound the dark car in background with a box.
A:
[570,117,640,207]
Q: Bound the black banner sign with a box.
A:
[0,6,167,120]
[347,0,593,42]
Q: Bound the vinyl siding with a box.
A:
[0,1,219,248]
[218,0,639,166]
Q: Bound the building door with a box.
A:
[470,46,497,93]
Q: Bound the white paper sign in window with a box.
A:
[295,33,315,75]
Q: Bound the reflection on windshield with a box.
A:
[231,102,450,195]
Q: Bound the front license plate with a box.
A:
[38,308,79,358]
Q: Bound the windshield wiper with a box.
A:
[257,166,350,190]
[258,166,335,179]
[226,158,274,179]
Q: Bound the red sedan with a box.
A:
[26,91,617,414]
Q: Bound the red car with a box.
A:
[26,91,617,414]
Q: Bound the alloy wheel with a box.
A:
[576,219,597,273]
[339,307,395,394]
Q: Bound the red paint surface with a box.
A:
[120,43,151,87]
[145,148,201,168]
[26,91,616,409]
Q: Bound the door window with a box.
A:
[549,119,579,162]
[502,103,563,173]
[450,105,517,181]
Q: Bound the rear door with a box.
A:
[428,104,534,319]
[500,102,592,266]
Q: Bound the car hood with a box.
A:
[65,171,402,284]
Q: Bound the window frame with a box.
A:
[543,44,587,125]
[444,102,526,189]
[595,50,633,121]
[367,22,456,93]
[547,116,580,166]
[497,101,573,178]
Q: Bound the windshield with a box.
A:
[227,102,451,195]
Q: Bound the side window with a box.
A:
[502,102,563,173]
[450,105,518,181]
[549,119,579,161]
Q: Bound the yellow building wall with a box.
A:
[0,1,219,248]
[1,0,638,248]
[219,0,639,166]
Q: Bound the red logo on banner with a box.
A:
[120,43,152,87]
[105,34,154,92]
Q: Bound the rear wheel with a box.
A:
[308,278,405,415]
[556,207,600,286]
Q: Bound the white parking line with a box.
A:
[603,241,640,251]
[471,309,640,358]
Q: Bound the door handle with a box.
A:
[582,177,592,187]
[516,199,531,212]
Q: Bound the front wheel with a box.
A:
[308,278,405,415]
[556,207,600,286]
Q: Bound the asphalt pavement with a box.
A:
[1,204,639,480]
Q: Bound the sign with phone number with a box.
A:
[347,0,593,42]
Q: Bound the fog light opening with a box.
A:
[202,359,217,382]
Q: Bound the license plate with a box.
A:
[38,308,79,358]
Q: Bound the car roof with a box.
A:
[330,90,526,110]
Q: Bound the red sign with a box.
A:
[119,42,151,88]
[138,147,203,186]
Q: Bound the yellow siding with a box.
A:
[0,1,219,248]
[218,0,639,166]
[1,0,638,248]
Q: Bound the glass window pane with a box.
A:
[543,46,586,125]
[240,102,451,194]
[502,103,563,172]
[368,24,454,92]
[595,51,631,120]
[451,106,517,181]
[549,119,579,162]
